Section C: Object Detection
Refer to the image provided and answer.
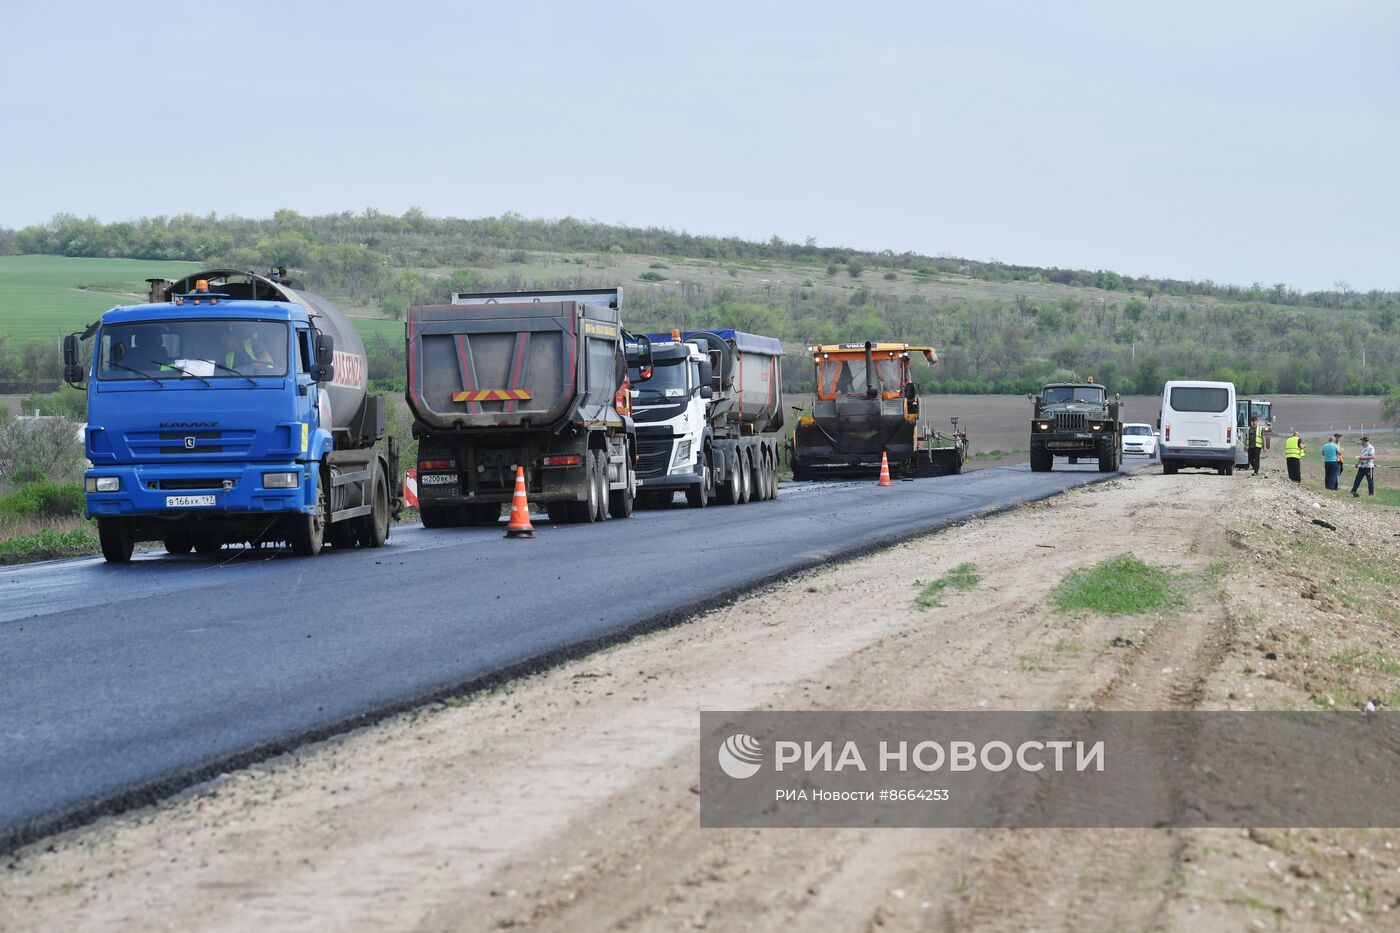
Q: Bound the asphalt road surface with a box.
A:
[0,461,1126,849]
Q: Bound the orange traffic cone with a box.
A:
[505,466,534,539]
[878,451,893,487]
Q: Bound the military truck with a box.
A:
[1028,381,1122,472]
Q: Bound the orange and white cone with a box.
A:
[878,451,893,487]
[505,466,534,539]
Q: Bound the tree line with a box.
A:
[3,210,1398,398]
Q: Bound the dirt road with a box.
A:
[3,457,1398,931]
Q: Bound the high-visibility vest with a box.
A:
[1285,435,1303,459]
[1250,426,1265,449]
[225,339,258,369]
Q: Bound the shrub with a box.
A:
[826,264,839,276]
[648,262,669,269]
[639,271,666,282]
[883,271,897,281]
[0,413,86,485]
[848,258,865,278]
[0,481,85,522]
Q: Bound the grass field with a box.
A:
[0,256,403,344]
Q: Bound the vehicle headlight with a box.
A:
[674,438,693,464]
[263,471,299,489]
[1036,422,1049,431]
[1091,424,1103,431]
[86,476,121,492]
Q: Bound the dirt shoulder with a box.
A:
[3,458,1398,932]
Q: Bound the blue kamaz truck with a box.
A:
[64,269,399,562]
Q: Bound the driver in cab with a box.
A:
[218,325,273,370]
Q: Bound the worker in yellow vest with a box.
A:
[1284,429,1304,483]
[1246,416,1268,475]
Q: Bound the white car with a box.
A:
[1121,423,1158,458]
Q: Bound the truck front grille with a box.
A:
[636,438,672,479]
[1054,412,1089,432]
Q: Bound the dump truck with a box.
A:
[788,342,966,479]
[1028,380,1122,472]
[65,269,399,563]
[406,288,645,526]
[625,329,784,507]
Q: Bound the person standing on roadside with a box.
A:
[1284,429,1305,483]
[1321,434,1340,491]
[1246,416,1267,475]
[1351,436,1377,497]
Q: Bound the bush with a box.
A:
[883,271,897,281]
[0,481,85,522]
[0,412,86,485]
[847,258,865,278]
[639,271,666,282]
[648,262,668,269]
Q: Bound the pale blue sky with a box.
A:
[2,1,1396,290]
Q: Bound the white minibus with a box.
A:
[1159,380,1237,475]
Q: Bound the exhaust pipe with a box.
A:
[864,341,877,397]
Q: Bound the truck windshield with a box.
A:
[1043,387,1104,403]
[1169,386,1229,413]
[98,320,289,380]
[630,358,689,402]
[1252,402,1272,422]
[819,358,902,397]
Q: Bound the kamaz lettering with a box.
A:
[160,421,218,428]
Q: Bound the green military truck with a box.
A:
[1028,381,1123,473]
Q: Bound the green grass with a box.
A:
[0,255,404,345]
[1053,555,1180,615]
[0,527,95,561]
[914,562,980,609]
[0,255,202,339]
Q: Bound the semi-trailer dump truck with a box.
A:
[65,269,399,563]
[406,288,645,526]
[625,329,784,507]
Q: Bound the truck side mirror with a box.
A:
[697,359,713,391]
[699,386,713,400]
[633,335,652,369]
[63,333,84,385]
[312,331,335,383]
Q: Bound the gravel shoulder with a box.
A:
[3,456,1398,932]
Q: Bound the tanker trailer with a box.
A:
[626,329,784,507]
[63,268,400,562]
[788,341,966,479]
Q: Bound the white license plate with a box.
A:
[419,474,457,486]
[1188,439,1209,447]
[166,494,216,508]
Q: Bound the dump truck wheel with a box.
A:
[610,459,636,518]
[593,450,609,521]
[738,454,752,504]
[1030,448,1053,472]
[570,451,604,523]
[98,518,135,563]
[717,457,740,505]
[686,462,709,508]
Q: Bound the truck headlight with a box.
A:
[263,472,299,489]
[86,476,121,492]
[1091,424,1103,431]
[674,438,692,464]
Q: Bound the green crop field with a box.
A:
[0,256,402,345]
[0,256,203,340]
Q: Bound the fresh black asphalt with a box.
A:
[0,462,1124,851]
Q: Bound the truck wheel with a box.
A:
[292,478,327,556]
[1030,448,1053,472]
[717,457,740,505]
[1098,444,1117,473]
[768,459,781,498]
[686,463,710,508]
[163,529,192,555]
[420,506,449,528]
[1224,464,1235,476]
[98,518,135,563]
[357,473,390,548]
[738,454,752,504]
[1163,458,1178,476]
[593,450,609,521]
[610,461,636,518]
[569,451,603,523]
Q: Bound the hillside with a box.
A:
[1,211,1397,395]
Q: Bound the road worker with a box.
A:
[1284,429,1304,483]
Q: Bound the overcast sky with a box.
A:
[2,1,1396,291]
